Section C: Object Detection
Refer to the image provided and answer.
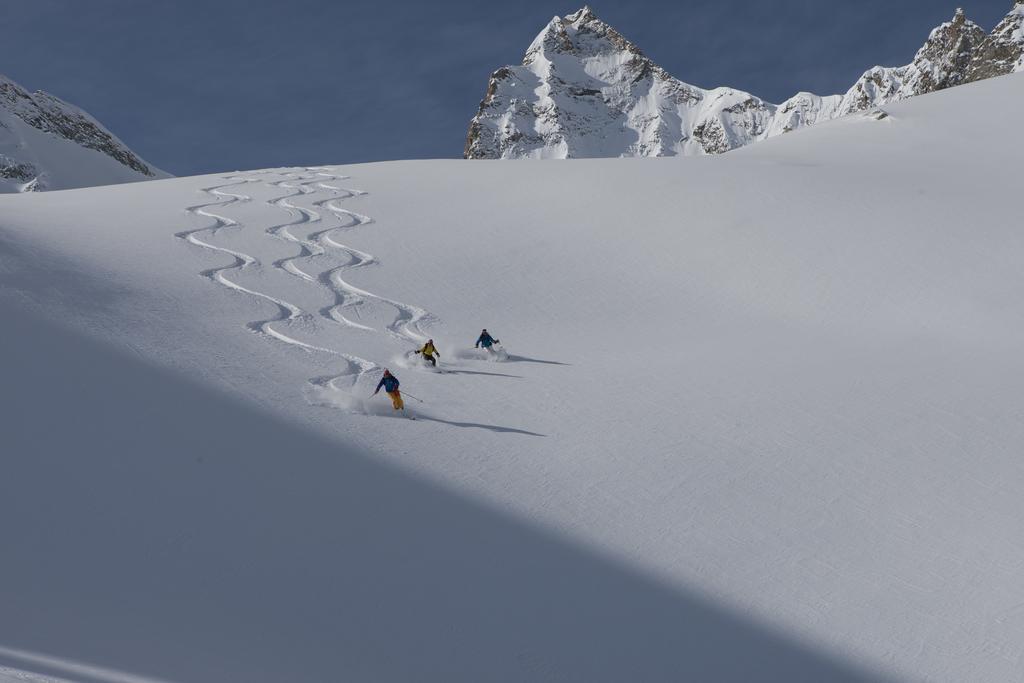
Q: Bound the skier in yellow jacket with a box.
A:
[414,339,440,367]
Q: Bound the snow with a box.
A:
[2,72,1024,682]
[1003,3,1024,68]
[0,113,156,193]
[0,648,166,683]
[468,9,782,158]
[468,4,1024,159]
[0,75,167,193]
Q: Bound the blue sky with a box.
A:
[0,0,1014,175]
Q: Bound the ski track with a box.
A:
[313,195,436,343]
[267,177,324,284]
[177,167,439,411]
[176,177,335,355]
[265,173,377,332]
[265,171,437,345]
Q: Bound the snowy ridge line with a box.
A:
[175,177,333,355]
[0,645,174,683]
[303,165,373,198]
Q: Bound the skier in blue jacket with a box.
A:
[372,369,404,410]
[475,328,499,352]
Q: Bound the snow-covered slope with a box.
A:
[2,72,1024,682]
[0,75,166,193]
[466,3,1024,158]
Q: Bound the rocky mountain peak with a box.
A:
[466,2,1024,160]
[966,1,1024,80]
[909,8,987,90]
[465,5,780,160]
[524,7,648,67]
[524,16,573,64]
[0,73,166,192]
[924,8,983,51]
[565,6,596,24]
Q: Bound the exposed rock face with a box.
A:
[466,3,1024,159]
[966,1,1024,81]
[464,7,777,159]
[0,74,165,192]
[0,154,36,182]
[839,9,988,115]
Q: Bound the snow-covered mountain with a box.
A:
[2,71,1023,682]
[0,74,167,192]
[464,7,780,158]
[838,7,1009,114]
[466,3,1024,158]
[967,0,1024,80]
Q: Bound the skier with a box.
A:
[414,339,440,367]
[372,369,404,411]
[475,328,500,354]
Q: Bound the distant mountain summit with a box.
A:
[966,1,1024,81]
[465,2,1024,159]
[840,8,998,113]
[464,6,777,159]
[1,74,167,192]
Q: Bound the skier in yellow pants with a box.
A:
[373,369,405,411]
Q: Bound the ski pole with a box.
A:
[400,391,425,403]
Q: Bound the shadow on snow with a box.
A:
[442,368,524,379]
[0,246,892,683]
[416,415,546,437]
[505,354,571,366]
